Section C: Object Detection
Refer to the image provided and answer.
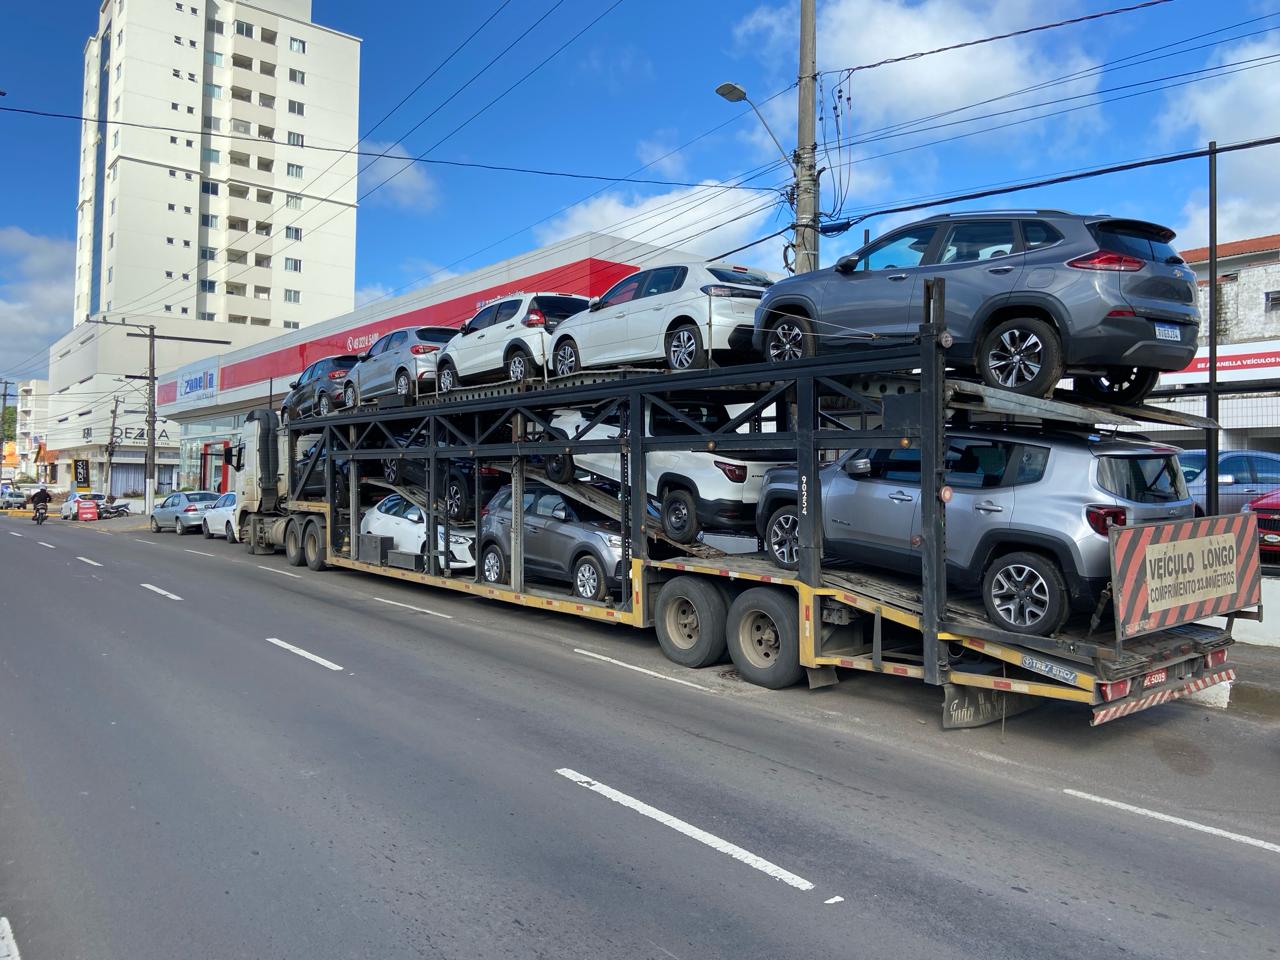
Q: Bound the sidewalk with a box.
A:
[1229,643,1280,722]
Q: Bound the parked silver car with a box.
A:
[1179,448,1280,515]
[341,326,458,407]
[757,429,1193,636]
[151,491,219,534]
[478,483,624,601]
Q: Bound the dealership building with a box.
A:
[156,231,697,490]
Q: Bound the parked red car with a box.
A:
[1244,488,1280,562]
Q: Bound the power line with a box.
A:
[822,0,1175,75]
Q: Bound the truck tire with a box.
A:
[655,576,728,668]
[284,519,306,567]
[725,587,803,689]
[660,488,699,544]
[303,520,327,572]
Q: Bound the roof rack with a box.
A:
[922,209,1075,219]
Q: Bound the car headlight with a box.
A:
[605,534,623,548]
[448,534,470,545]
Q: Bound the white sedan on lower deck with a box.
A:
[202,492,239,540]
[361,494,476,570]
[547,262,776,376]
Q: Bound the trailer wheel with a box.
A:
[725,587,803,689]
[660,488,699,544]
[655,576,727,668]
[303,521,327,572]
[284,519,306,567]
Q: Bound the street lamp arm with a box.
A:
[746,98,796,174]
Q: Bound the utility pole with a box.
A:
[1206,141,1220,516]
[104,394,121,496]
[0,379,10,484]
[145,325,156,516]
[794,0,819,274]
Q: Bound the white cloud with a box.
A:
[532,181,788,270]
[636,130,688,178]
[1162,38,1280,247]
[0,226,74,379]
[355,283,393,307]
[359,141,440,213]
[400,257,459,286]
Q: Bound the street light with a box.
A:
[715,81,794,173]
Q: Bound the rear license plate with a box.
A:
[1154,323,1181,342]
[1143,668,1168,688]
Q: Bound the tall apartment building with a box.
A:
[15,380,49,480]
[51,0,360,493]
[74,0,360,328]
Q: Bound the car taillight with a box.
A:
[1086,505,1126,536]
[410,344,439,355]
[701,284,734,297]
[479,466,500,476]
[479,505,490,518]
[714,460,747,482]
[327,369,348,380]
[1099,678,1131,702]
[1205,648,1228,668]
[522,309,546,327]
[1105,308,1137,318]
[184,504,199,513]
[1067,250,1145,272]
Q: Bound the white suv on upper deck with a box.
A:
[436,292,590,390]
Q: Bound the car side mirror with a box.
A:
[1219,473,1236,486]
[357,353,370,362]
[551,503,568,521]
[834,254,860,275]
[588,297,603,312]
[288,380,299,389]
[459,323,470,335]
[845,457,871,476]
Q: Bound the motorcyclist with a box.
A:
[30,486,52,513]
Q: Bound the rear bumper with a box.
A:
[1065,314,1199,371]
[1091,667,1235,725]
[696,496,758,532]
[177,513,205,528]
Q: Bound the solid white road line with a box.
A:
[134,538,157,544]
[1064,789,1280,855]
[257,565,301,579]
[38,542,55,549]
[7,532,21,537]
[76,557,103,567]
[265,637,343,672]
[372,596,453,619]
[0,915,21,959]
[185,548,216,557]
[824,896,845,905]
[140,583,183,601]
[556,768,815,891]
[573,648,712,692]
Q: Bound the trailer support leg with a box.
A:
[920,278,949,687]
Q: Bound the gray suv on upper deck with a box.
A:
[752,211,1200,405]
[756,429,1193,637]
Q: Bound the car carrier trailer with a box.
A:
[228,279,1262,728]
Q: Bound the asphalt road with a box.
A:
[1,515,1277,959]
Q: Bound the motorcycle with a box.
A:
[100,502,132,520]
[33,503,48,525]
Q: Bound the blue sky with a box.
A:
[3,0,1280,378]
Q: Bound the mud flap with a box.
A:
[942,683,1041,729]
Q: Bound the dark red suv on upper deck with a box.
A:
[1244,488,1280,563]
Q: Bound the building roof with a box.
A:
[1179,232,1280,264]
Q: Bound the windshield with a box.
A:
[187,492,219,503]
[1179,451,1206,483]
[1091,222,1182,263]
[532,296,590,321]
[707,267,773,287]
[416,328,457,344]
[1097,454,1189,503]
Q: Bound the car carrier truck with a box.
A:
[226,280,1261,728]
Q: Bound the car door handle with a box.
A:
[887,274,908,282]
[504,324,515,329]
[476,334,486,339]
[987,265,1015,275]
[974,502,1004,513]
[888,491,914,503]
[1242,488,1261,495]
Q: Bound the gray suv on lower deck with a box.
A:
[756,429,1193,637]
[753,210,1200,405]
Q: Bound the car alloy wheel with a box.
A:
[344,384,357,408]
[986,328,1044,390]
[508,351,530,382]
[766,321,806,362]
[318,393,332,416]
[1074,367,1161,406]
[396,372,411,396]
[482,547,503,583]
[439,365,456,392]
[768,510,800,568]
[553,341,579,377]
[445,480,465,520]
[988,562,1050,630]
[574,558,601,600]
[667,328,698,369]
[384,459,400,484]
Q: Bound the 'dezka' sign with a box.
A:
[1110,515,1263,640]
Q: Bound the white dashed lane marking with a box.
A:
[140,583,183,601]
[265,637,343,672]
[76,557,103,567]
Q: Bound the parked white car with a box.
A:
[545,398,790,543]
[202,491,239,540]
[547,263,775,376]
[60,491,108,519]
[437,292,590,390]
[360,494,476,569]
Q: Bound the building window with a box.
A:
[112,129,119,148]
[200,246,217,260]
[172,68,181,78]
[188,72,196,81]
[165,270,174,278]
[108,233,114,249]
[285,225,302,241]
[286,193,302,210]
[1267,291,1280,312]
[204,51,222,66]
[289,37,306,53]
[183,239,192,248]
[181,306,189,314]
[187,106,195,114]
[199,279,217,293]
[287,99,304,116]
[287,131,304,146]
[284,320,300,329]
[288,68,305,84]
[200,181,219,195]
[112,96,120,115]
[204,83,221,99]
[199,311,216,321]
[182,272,190,279]
[166,237,175,245]
[184,205,192,214]
[234,20,253,38]
[259,93,275,109]
[170,136,179,144]
[231,118,251,134]
[286,162,303,178]
[284,288,301,303]
[200,213,219,227]
[204,115,222,131]
[167,203,176,211]
[107,266,113,283]
[164,305,173,313]
[209,19,223,35]
[171,102,179,110]
[176,2,183,11]
[110,198,116,215]
[284,257,301,272]
[260,61,276,78]
[202,147,220,163]
[174,34,183,45]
